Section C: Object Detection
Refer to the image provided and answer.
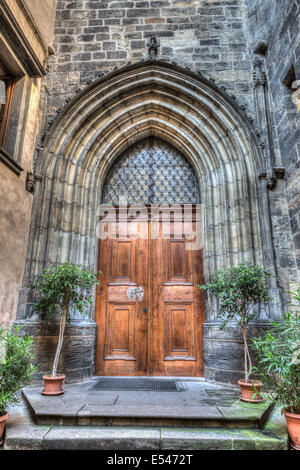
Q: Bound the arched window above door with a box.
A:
[102,137,200,205]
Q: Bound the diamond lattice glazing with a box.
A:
[102,137,200,205]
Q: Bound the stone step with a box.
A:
[27,403,274,429]
[22,384,274,429]
[4,425,288,451]
[2,400,288,451]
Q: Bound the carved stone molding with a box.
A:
[0,146,23,176]
[253,58,267,89]
[0,2,47,76]
[258,167,285,189]
[147,37,160,59]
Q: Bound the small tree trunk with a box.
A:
[242,325,248,382]
[242,322,252,382]
[52,303,67,377]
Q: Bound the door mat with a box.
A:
[90,378,184,392]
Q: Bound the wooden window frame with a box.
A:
[0,77,15,148]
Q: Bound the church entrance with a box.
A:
[94,138,205,377]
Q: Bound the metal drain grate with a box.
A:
[90,378,181,392]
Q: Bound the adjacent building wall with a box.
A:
[23,0,57,46]
[0,0,57,326]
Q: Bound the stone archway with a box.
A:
[17,60,282,383]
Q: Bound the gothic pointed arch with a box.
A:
[28,60,270,284]
[18,60,283,382]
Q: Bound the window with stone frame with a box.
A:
[0,78,14,148]
[0,53,24,175]
[0,59,15,149]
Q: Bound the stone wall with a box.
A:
[47,0,255,121]
[244,0,300,282]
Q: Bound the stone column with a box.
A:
[253,57,283,319]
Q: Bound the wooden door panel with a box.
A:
[163,302,196,360]
[104,302,136,360]
[95,218,149,376]
[151,211,204,377]
[110,239,136,283]
[166,239,192,283]
[164,285,194,300]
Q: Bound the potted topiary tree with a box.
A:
[252,290,300,450]
[0,326,36,445]
[199,261,272,402]
[31,263,100,395]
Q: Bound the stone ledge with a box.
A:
[0,147,23,176]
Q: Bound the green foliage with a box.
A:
[199,261,272,329]
[199,261,272,381]
[251,290,300,414]
[31,263,100,323]
[31,264,101,377]
[0,326,36,417]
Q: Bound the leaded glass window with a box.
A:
[102,137,200,205]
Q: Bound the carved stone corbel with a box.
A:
[26,172,43,194]
[253,58,267,89]
[258,167,285,190]
[252,40,268,56]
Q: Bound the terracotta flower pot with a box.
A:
[42,374,65,396]
[0,412,8,446]
[238,379,264,403]
[284,410,300,450]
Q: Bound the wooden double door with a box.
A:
[95,208,205,376]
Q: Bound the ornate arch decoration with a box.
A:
[25,59,279,320]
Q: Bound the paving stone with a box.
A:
[161,429,233,450]
[4,404,51,450]
[5,425,51,450]
[217,400,273,426]
[94,403,220,419]
[43,427,161,450]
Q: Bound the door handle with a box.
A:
[127,285,144,302]
[137,286,144,302]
